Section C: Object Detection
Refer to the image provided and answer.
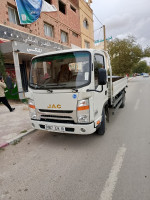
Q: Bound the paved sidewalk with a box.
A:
[0,100,34,148]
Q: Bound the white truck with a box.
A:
[26,49,127,135]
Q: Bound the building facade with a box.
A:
[0,0,81,48]
[0,0,82,99]
[79,0,94,48]
[95,42,105,50]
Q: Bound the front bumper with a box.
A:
[31,120,96,135]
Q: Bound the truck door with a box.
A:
[93,54,108,123]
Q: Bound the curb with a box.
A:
[0,128,35,149]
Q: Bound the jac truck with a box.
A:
[25,49,127,135]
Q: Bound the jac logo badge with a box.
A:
[48,104,61,109]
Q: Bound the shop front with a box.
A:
[0,25,69,99]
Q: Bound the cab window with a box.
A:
[94,54,105,88]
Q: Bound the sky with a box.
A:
[91,0,150,49]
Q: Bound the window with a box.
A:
[44,23,54,38]
[72,32,78,38]
[45,0,52,4]
[59,1,66,14]
[61,31,68,43]
[83,19,89,29]
[94,54,105,88]
[8,6,20,25]
[84,41,90,48]
[70,5,76,12]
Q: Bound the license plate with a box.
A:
[46,125,65,132]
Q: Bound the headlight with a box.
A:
[77,99,90,123]
[28,99,38,120]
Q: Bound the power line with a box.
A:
[93,12,113,45]
[93,13,113,41]
[93,13,103,26]
[94,26,103,32]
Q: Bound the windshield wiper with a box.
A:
[57,83,67,86]
[45,83,67,87]
[30,83,45,89]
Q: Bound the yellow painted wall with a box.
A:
[79,0,94,48]
[95,42,104,50]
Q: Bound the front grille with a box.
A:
[38,109,76,124]
[40,118,75,124]
[39,109,73,113]
[41,115,72,119]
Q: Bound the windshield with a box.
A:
[29,51,91,89]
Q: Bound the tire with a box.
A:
[120,92,125,108]
[96,109,105,135]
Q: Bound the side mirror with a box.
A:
[98,68,107,85]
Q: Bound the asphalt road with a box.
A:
[0,76,150,200]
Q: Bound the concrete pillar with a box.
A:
[12,51,25,99]
[43,62,47,74]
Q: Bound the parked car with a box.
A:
[143,73,149,77]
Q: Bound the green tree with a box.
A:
[132,61,150,73]
[144,47,150,57]
[0,51,6,78]
[108,37,143,75]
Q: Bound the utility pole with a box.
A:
[103,25,106,51]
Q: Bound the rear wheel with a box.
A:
[96,109,105,135]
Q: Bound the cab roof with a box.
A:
[32,49,106,60]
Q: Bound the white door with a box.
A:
[93,54,108,123]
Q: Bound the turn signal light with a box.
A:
[77,105,89,111]
[29,104,35,109]
[97,120,100,125]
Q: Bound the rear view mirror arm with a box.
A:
[86,85,103,93]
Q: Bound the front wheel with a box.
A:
[96,109,105,135]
